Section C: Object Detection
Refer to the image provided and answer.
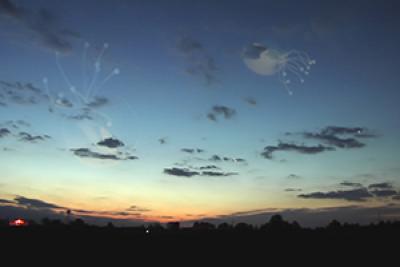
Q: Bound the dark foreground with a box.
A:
[1,217,399,262]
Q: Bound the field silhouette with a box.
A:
[1,214,398,260]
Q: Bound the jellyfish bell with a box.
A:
[242,42,316,95]
[243,46,285,76]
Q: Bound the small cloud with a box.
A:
[287,174,301,179]
[298,188,373,202]
[0,127,11,138]
[71,148,137,161]
[19,131,51,143]
[66,111,93,121]
[86,96,109,108]
[14,196,63,209]
[97,137,125,148]
[370,189,398,198]
[207,105,236,121]
[208,154,246,164]
[0,80,47,106]
[201,171,237,177]
[163,167,200,177]
[158,137,167,145]
[0,198,15,204]
[368,182,393,190]
[243,97,257,106]
[198,165,220,170]
[340,181,363,187]
[209,154,222,161]
[301,126,378,149]
[54,97,73,108]
[261,142,334,159]
[304,132,365,149]
[177,36,218,85]
[207,113,217,121]
[285,188,302,192]
[181,148,204,154]
[126,205,151,212]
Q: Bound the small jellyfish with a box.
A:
[242,42,316,95]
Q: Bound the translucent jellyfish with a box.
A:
[242,42,316,95]
[42,42,130,167]
[43,42,120,127]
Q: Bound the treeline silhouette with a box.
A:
[1,214,399,257]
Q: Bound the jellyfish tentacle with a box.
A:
[278,68,293,95]
[43,77,55,109]
[82,42,90,95]
[284,65,305,83]
[285,60,308,73]
[287,50,313,63]
[89,68,120,97]
[56,52,86,105]
[86,43,109,100]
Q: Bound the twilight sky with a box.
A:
[1,0,400,227]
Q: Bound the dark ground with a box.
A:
[1,216,399,262]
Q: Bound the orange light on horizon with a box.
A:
[9,218,28,227]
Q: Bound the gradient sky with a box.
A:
[1,0,400,226]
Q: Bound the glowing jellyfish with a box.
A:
[42,42,130,167]
[242,42,316,95]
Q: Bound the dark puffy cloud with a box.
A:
[304,132,365,148]
[181,148,204,154]
[198,165,220,170]
[243,97,257,106]
[55,97,73,108]
[86,96,109,108]
[163,167,200,177]
[71,148,137,161]
[19,131,51,143]
[126,205,151,212]
[208,154,246,164]
[0,198,15,204]
[0,127,10,137]
[158,137,167,145]
[368,182,393,190]
[261,142,334,159]
[209,154,222,161]
[295,181,400,203]
[163,166,238,178]
[302,126,378,149]
[97,137,125,148]
[340,181,363,187]
[285,188,302,192]
[0,0,79,53]
[177,36,218,85]
[201,171,237,177]
[207,105,236,121]
[277,126,378,159]
[298,188,373,202]
[370,189,398,197]
[14,196,64,209]
[321,126,367,136]
[66,112,93,121]
[0,80,47,106]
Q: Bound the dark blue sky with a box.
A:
[0,0,400,226]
